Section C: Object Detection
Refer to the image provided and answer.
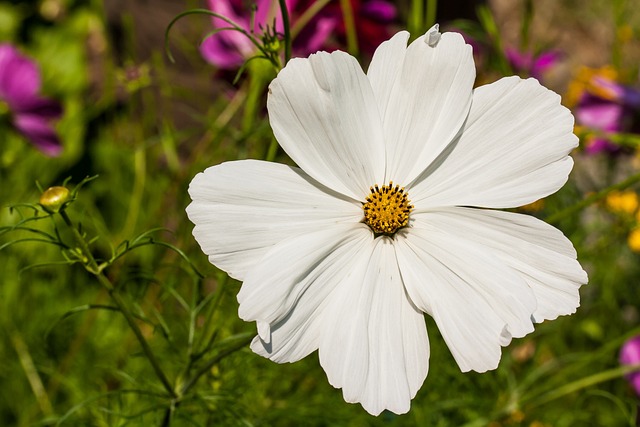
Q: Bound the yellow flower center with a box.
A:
[362,181,413,235]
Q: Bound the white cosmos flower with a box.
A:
[186,24,588,415]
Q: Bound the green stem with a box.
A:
[58,210,176,398]
[192,274,227,359]
[290,0,331,39]
[10,326,53,416]
[425,0,438,29]
[265,137,279,161]
[476,4,512,76]
[242,61,273,133]
[340,0,358,55]
[59,210,101,275]
[524,363,640,408]
[409,0,424,37]
[520,0,534,50]
[546,171,640,224]
[278,0,291,64]
[121,147,146,240]
[179,335,254,396]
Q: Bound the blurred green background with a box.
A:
[1,0,640,425]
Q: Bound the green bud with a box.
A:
[265,39,281,53]
[40,186,70,213]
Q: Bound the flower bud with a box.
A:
[39,186,70,213]
[264,39,281,54]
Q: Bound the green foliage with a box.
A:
[1,0,639,426]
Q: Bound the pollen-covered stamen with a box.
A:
[362,181,413,235]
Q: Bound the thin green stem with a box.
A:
[59,210,101,274]
[265,137,279,161]
[290,0,331,39]
[58,210,176,398]
[546,171,640,224]
[121,146,146,240]
[340,0,358,55]
[10,326,53,416]
[524,363,640,408]
[520,0,534,50]
[476,4,512,76]
[278,0,291,64]
[179,334,254,396]
[192,274,228,360]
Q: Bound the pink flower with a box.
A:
[506,47,560,81]
[620,335,640,395]
[200,0,396,69]
[0,44,63,156]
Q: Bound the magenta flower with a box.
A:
[0,44,63,156]
[506,47,560,81]
[574,75,640,154]
[200,0,396,69]
[576,94,624,154]
[200,0,294,69]
[620,335,640,395]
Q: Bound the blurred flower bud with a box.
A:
[39,186,70,213]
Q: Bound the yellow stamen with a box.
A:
[362,181,413,235]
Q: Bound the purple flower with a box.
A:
[0,44,63,156]
[506,47,560,81]
[620,335,640,395]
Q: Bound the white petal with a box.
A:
[395,223,538,373]
[238,224,372,332]
[249,226,373,363]
[412,208,588,322]
[366,31,410,121]
[267,51,386,200]
[319,237,429,415]
[367,28,475,185]
[410,76,578,209]
[186,160,361,281]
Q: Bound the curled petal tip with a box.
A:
[425,24,441,47]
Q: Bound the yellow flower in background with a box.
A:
[628,229,640,253]
[605,190,639,215]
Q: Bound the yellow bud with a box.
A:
[39,186,70,213]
